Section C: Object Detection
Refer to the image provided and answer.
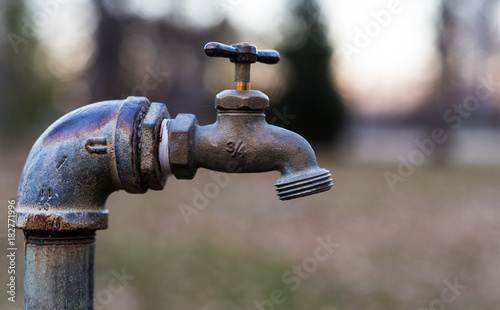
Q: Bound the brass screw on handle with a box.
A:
[204,42,280,91]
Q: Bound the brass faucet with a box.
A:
[161,42,333,200]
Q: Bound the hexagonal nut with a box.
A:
[139,102,171,190]
[216,90,269,110]
[169,113,198,179]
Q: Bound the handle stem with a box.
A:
[235,63,251,90]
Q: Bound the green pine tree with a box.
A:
[269,0,346,144]
[0,1,56,143]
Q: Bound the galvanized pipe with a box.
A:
[16,97,170,309]
[23,231,95,309]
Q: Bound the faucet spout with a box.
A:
[162,90,332,200]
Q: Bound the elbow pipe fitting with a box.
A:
[16,96,169,232]
[162,90,332,200]
[16,96,169,309]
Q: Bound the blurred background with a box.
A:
[1,0,500,309]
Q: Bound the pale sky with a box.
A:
[324,0,440,114]
[33,0,441,115]
[188,0,441,114]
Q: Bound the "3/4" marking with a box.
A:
[226,141,246,158]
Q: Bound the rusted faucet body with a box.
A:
[15,42,332,309]
[165,89,332,200]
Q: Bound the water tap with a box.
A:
[160,42,333,200]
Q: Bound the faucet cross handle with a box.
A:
[204,42,280,90]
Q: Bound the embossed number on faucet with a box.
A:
[226,141,246,158]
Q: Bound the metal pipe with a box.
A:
[23,231,95,310]
[16,97,169,309]
[16,97,169,232]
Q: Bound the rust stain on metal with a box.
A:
[24,214,62,231]
[20,212,109,232]
[24,231,95,309]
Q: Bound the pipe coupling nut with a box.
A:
[216,90,269,110]
[166,114,198,179]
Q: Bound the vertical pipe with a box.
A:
[23,231,96,310]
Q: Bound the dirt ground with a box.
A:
[1,145,499,309]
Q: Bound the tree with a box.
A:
[0,1,56,143]
[269,0,346,144]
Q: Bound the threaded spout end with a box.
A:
[275,169,332,200]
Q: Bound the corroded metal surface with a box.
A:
[18,212,108,232]
[168,114,198,179]
[139,102,170,190]
[165,108,332,200]
[216,90,269,110]
[164,42,332,200]
[16,96,169,232]
[23,231,95,310]
[114,97,151,193]
[16,96,171,310]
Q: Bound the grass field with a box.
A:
[1,146,500,309]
